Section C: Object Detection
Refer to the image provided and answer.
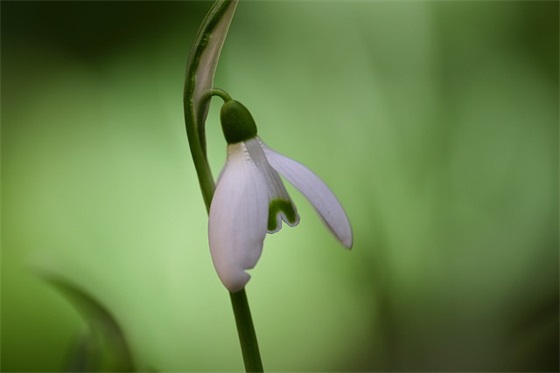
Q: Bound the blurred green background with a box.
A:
[2,1,558,371]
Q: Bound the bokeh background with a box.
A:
[2,1,558,372]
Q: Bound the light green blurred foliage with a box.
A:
[2,1,557,372]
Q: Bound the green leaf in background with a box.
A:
[64,327,105,372]
[36,272,136,372]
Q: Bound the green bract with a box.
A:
[183,0,238,210]
[220,100,258,144]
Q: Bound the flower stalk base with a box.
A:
[230,289,264,372]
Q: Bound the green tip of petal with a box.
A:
[268,199,297,231]
[220,100,258,144]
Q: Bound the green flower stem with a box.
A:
[230,289,264,372]
[183,87,215,210]
[203,88,232,103]
[183,2,263,369]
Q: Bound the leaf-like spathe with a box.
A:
[183,0,239,209]
[184,0,239,155]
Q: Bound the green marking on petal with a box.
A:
[268,199,297,231]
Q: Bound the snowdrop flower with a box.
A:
[209,98,353,292]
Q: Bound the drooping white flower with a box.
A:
[209,99,353,292]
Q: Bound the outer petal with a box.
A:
[260,140,353,249]
[209,142,269,292]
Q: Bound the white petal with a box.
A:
[245,138,300,233]
[209,142,269,292]
[260,140,353,249]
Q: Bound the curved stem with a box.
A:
[204,88,233,103]
[183,88,215,210]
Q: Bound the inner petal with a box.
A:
[268,198,298,232]
[245,137,300,233]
